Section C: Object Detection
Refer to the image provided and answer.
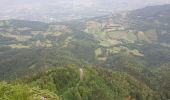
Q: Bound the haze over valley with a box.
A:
[0,0,170,100]
[1,0,170,22]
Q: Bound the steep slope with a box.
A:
[152,63,170,99]
[129,4,170,19]
[22,66,155,100]
[0,82,59,100]
[128,4,170,43]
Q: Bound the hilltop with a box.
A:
[0,66,156,100]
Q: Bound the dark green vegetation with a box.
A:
[0,82,59,100]
[1,66,155,100]
[0,4,170,100]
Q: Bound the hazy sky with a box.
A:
[0,0,170,21]
[1,0,170,8]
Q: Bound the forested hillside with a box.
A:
[1,66,157,100]
[0,4,170,100]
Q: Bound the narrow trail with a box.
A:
[61,68,84,98]
[79,68,83,81]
